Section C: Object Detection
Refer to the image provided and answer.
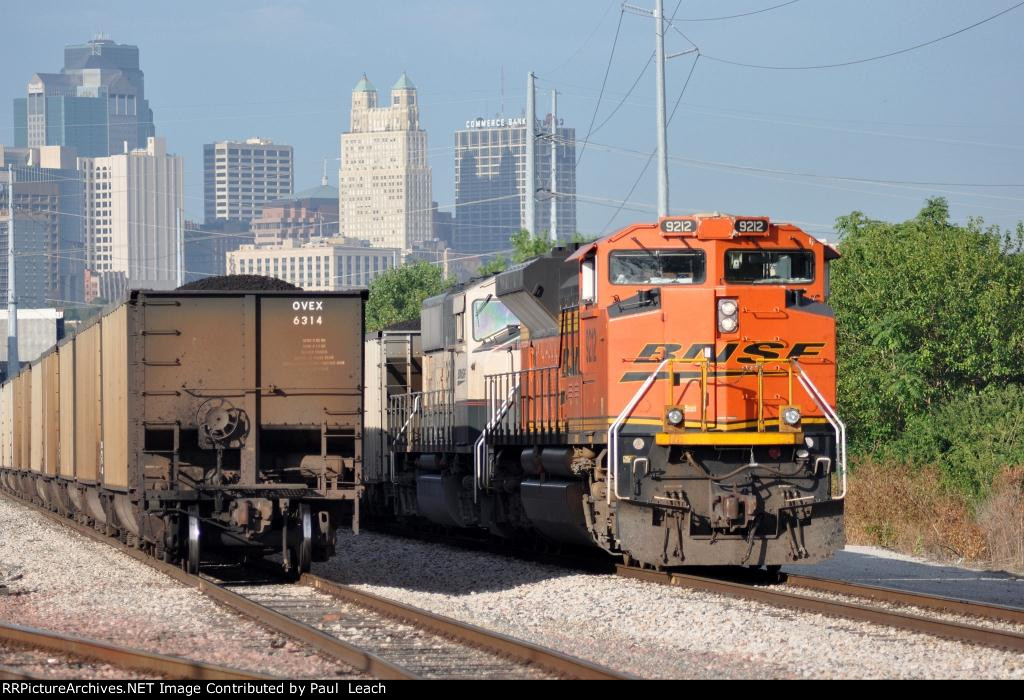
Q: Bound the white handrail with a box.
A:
[473,381,519,502]
[389,394,420,484]
[792,361,847,500]
[607,359,668,504]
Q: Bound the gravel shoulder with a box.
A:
[0,495,361,679]
[784,545,1024,609]
[317,530,1024,680]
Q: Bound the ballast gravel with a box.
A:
[0,496,360,679]
[0,641,155,680]
[316,530,1024,680]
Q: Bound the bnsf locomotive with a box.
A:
[0,289,365,575]
[366,214,845,569]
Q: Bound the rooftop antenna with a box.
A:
[500,66,505,117]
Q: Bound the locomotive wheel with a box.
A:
[186,511,201,575]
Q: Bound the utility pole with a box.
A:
[549,89,558,242]
[6,165,18,377]
[175,207,183,287]
[654,0,669,218]
[525,71,536,236]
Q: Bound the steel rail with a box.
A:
[0,665,37,680]
[0,620,268,680]
[0,494,416,680]
[300,573,628,680]
[782,573,1024,625]
[617,565,1024,652]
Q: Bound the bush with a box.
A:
[831,199,1024,453]
[845,458,987,562]
[977,467,1024,572]
[885,385,1024,502]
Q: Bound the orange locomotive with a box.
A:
[372,213,845,569]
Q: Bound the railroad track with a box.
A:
[616,565,1024,652]
[214,571,625,679]
[0,619,266,680]
[3,494,627,680]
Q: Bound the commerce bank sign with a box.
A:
[465,117,529,129]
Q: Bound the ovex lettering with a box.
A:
[292,301,325,311]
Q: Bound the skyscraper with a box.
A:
[203,138,294,224]
[13,38,156,158]
[339,74,432,251]
[0,146,85,308]
[80,137,183,296]
[452,114,576,253]
[251,183,340,246]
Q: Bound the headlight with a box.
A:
[717,298,738,334]
[666,408,684,426]
[781,407,802,426]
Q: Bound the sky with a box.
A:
[3,0,1024,241]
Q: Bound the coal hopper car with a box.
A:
[0,289,366,574]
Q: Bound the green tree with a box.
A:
[365,262,452,332]
[478,255,508,276]
[509,228,553,262]
[477,230,598,278]
[831,198,1024,454]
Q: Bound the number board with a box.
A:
[734,218,770,234]
[660,218,698,235]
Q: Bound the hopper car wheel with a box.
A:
[186,511,201,575]
[297,504,312,575]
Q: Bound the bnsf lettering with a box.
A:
[634,343,683,362]
[787,342,826,359]
[632,341,826,365]
[737,341,786,363]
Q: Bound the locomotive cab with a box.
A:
[574,215,844,567]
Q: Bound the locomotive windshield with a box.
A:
[725,250,815,284]
[472,298,520,341]
[609,249,706,285]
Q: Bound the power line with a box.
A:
[573,0,686,150]
[554,135,1024,191]
[542,0,619,76]
[574,7,626,167]
[602,54,702,233]
[671,0,801,22]
[703,1,1024,70]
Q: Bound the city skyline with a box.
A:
[3,2,1022,242]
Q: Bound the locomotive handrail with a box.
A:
[388,394,420,483]
[792,360,847,500]
[608,359,669,504]
[473,381,519,503]
[665,357,796,433]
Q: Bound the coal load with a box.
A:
[177,275,300,292]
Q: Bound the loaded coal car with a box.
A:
[0,288,365,575]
